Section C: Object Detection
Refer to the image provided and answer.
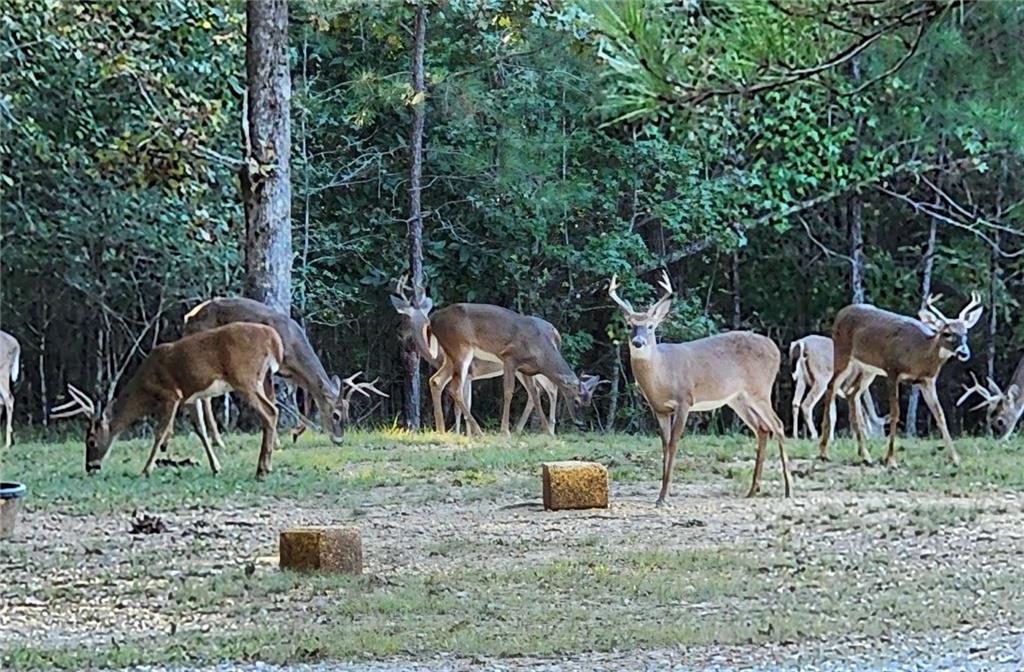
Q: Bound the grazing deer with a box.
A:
[183,298,386,446]
[609,272,792,505]
[817,293,983,467]
[957,357,1024,439]
[50,323,283,479]
[389,278,564,435]
[426,301,601,437]
[790,335,887,440]
[0,331,20,448]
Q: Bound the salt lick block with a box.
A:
[279,526,363,574]
[542,461,609,511]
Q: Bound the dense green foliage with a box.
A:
[2,0,1023,433]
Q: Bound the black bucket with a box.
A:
[0,481,27,539]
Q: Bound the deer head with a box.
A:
[608,271,674,359]
[917,292,984,362]
[50,384,114,473]
[957,372,1023,440]
[330,371,388,433]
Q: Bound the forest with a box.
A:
[3,0,1023,436]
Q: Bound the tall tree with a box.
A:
[243,0,292,313]
[403,2,428,429]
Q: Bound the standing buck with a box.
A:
[184,298,386,446]
[609,272,792,505]
[426,300,601,437]
[389,278,564,435]
[790,335,886,440]
[50,323,283,479]
[818,293,983,466]
[957,356,1024,439]
[0,331,20,448]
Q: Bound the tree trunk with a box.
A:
[905,218,938,437]
[730,248,741,330]
[242,0,292,314]
[403,2,427,430]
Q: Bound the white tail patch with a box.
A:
[268,354,281,375]
[425,327,440,360]
[10,349,19,383]
[183,299,212,324]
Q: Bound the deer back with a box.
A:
[834,304,940,379]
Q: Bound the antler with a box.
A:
[607,275,636,315]
[647,270,674,316]
[393,274,412,302]
[958,290,983,321]
[923,293,949,322]
[49,383,97,420]
[956,372,1003,411]
[342,371,390,403]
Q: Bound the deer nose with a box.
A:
[631,337,646,349]
[955,344,971,361]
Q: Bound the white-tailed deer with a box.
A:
[818,293,983,467]
[50,322,283,479]
[425,300,601,437]
[957,357,1024,439]
[0,331,20,448]
[389,278,566,435]
[790,335,887,440]
[183,298,386,446]
[609,272,791,505]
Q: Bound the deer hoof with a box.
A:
[655,497,668,509]
[817,454,831,463]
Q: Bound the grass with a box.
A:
[3,429,1024,669]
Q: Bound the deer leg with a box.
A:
[188,402,221,474]
[241,378,279,480]
[818,356,853,461]
[802,374,828,441]
[545,383,558,437]
[143,400,180,477]
[882,377,902,468]
[847,375,875,465]
[523,376,553,436]
[449,356,483,437]
[499,361,517,436]
[1,389,12,449]
[429,363,452,433]
[920,377,959,467]
[791,370,807,439]
[203,397,227,451]
[513,373,534,434]
[654,411,682,508]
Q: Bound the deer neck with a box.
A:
[106,374,152,438]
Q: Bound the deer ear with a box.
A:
[650,297,673,323]
[962,303,984,329]
[1007,384,1020,401]
[389,294,410,314]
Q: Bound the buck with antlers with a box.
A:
[389,277,571,435]
[609,272,792,505]
[0,331,20,449]
[957,357,1024,439]
[50,322,283,479]
[183,298,386,446]
[425,296,601,437]
[790,335,887,440]
[818,292,984,467]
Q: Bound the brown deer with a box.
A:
[426,302,601,436]
[0,331,20,448]
[50,323,283,479]
[183,298,386,447]
[957,356,1024,439]
[389,278,564,435]
[790,334,887,440]
[609,272,792,506]
[817,293,983,467]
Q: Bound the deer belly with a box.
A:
[470,349,503,364]
[184,380,235,404]
[691,393,739,412]
[849,359,888,379]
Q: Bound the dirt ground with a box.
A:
[3,433,1024,670]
